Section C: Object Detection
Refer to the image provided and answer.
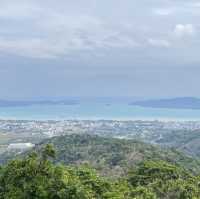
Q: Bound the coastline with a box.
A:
[0,116,200,122]
[0,103,200,122]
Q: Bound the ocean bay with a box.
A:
[0,103,200,121]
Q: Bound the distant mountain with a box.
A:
[130,97,200,109]
[0,100,79,107]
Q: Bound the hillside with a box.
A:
[154,129,200,157]
[31,134,200,176]
[1,144,200,199]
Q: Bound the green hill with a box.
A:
[33,134,200,176]
[155,129,200,157]
[0,143,200,199]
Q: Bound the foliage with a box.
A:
[38,134,200,175]
[128,161,200,199]
[0,144,200,198]
[0,145,118,199]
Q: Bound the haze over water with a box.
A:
[1,103,200,121]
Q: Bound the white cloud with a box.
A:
[153,8,174,16]
[0,38,57,59]
[0,0,199,60]
[148,39,171,48]
[0,28,139,59]
[0,1,41,19]
[174,24,195,37]
[0,3,140,59]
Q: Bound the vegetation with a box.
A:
[35,134,200,176]
[0,144,200,198]
[0,145,117,199]
[156,129,200,157]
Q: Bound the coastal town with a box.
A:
[1,119,200,155]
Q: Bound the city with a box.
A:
[1,119,200,155]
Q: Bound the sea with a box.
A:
[0,102,200,121]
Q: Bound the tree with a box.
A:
[0,145,111,198]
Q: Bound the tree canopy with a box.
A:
[0,144,200,199]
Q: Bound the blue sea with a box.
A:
[0,102,200,121]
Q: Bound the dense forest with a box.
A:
[0,144,200,198]
[1,135,200,198]
[33,134,200,176]
[2,134,200,176]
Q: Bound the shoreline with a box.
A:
[0,117,200,122]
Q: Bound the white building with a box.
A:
[7,143,35,151]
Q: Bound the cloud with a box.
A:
[0,1,41,19]
[0,2,141,59]
[0,26,139,59]
[153,8,174,16]
[0,0,199,60]
[190,2,200,8]
[174,24,195,37]
[0,38,57,59]
[0,0,200,99]
[148,39,171,48]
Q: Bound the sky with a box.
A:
[0,0,200,100]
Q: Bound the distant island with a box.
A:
[130,97,200,110]
[0,100,79,107]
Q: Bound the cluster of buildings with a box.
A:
[1,119,200,153]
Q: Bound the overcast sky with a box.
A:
[0,0,200,100]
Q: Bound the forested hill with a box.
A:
[1,135,200,198]
[1,144,200,198]
[34,134,200,176]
